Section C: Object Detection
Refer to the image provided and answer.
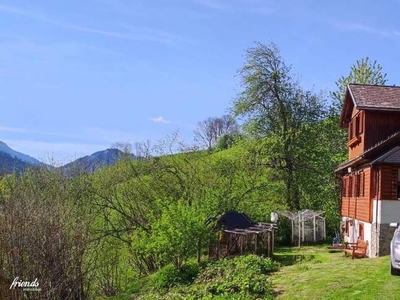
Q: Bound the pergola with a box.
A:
[279,209,326,246]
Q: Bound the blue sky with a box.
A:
[1,0,400,163]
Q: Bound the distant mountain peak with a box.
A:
[0,141,43,165]
[60,148,135,174]
[0,141,135,175]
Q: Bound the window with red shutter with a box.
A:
[349,176,353,197]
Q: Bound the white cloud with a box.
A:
[150,116,171,124]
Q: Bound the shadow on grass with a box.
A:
[274,253,316,266]
[273,246,326,266]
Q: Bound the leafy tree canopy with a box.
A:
[331,57,388,114]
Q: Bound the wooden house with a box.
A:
[336,84,400,257]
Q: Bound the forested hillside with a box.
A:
[0,42,387,299]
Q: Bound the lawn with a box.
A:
[271,246,400,300]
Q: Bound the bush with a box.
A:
[151,262,200,291]
[186,255,279,299]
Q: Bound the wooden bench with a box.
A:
[344,239,368,259]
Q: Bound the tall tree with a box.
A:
[194,115,239,149]
[233,41,325,210]
[331,57,388,114]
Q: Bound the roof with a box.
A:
[217,211,255,229]
[350,84,400,110]
[371,146,400,166]
[340,84,400,128]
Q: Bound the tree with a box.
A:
[133,140,153,159]
[0,168,93,299]
[331,57,388,114]
[132,199,208,270]
[194,115,239,149]
[233,41,325,210]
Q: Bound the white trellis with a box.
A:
[279,210,326,246]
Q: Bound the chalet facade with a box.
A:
[336,84,400,257]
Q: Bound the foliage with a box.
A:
[0,168,92,299]
[331,56,388,114]
[234,41,326,210]
[181,255,278,299]
[194,115,239,149]
[149,262,200,291]
[132,199,209,270]
[2,42,390,299]
[131,255,279,300]
[215,132,242,150]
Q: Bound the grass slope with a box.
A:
[272,246,400,300]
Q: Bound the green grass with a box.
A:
[271,245,400,300]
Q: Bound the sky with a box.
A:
[1,0,400,163]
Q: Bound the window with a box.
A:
[348,112,363,142]
[349,176,353,197]
[355,115,360,136]
[359,222,364,240]
[345,220,349,236]
[371,169,377,198]
[349,122,354,139]
[356,172,364,197]
[342,178,347,197]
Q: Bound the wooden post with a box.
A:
[313,216,316,243]
[291,220,294,244]
[240,236,243,255]
[298,212,301,247]
[271,229,274,255]
[268,232,272,257]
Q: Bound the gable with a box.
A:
[339,84,400,128]
[340,88,355,128]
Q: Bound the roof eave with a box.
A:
[339,85,358,128]
[334,155,365,173]
[357,106,400,112]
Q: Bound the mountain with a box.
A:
[0,141,43,165]
[0,141,44,174]
[61,148,135,174]
[0,151,33,174]
[0,141,135,175]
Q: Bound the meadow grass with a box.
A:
[271,245,400,300]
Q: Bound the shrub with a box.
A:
[151,262,200,291]
[187,255,279,299]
